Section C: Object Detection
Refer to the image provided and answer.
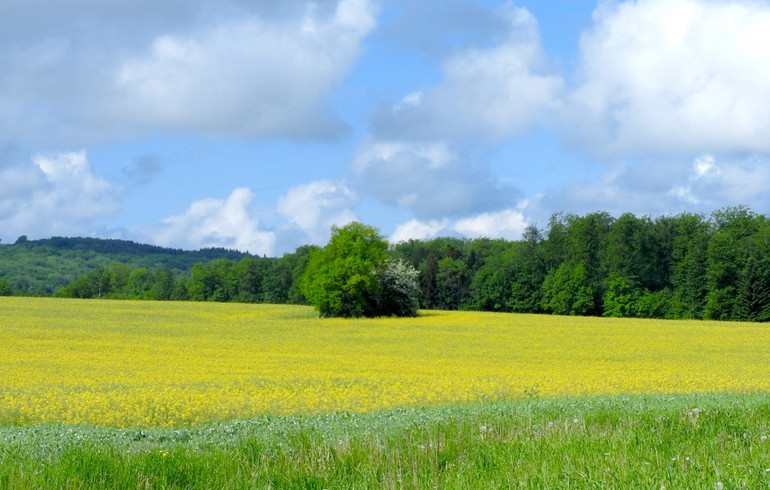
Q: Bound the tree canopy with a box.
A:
[299,222,419,318]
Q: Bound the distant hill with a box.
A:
[0,236,255,295]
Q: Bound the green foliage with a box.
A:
[55,263,184,301]
[602,274,641,317]
[420,252,439,308]
[0,279,11,296]
[468,236,546,313]
[670,213,710,319]
[300,223,420,317]
[469,250,517,312]
[188,259,236,302]
[704,207,761,320]
[540,262,595,315]
[507,227,547,313]
[434,257,470,310]
[634,288,673,319]
[0,237,252,296]
[300,222,389,317]
[733,253,770,322]
[262,245,317,305]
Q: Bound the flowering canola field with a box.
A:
[1,297,768,427]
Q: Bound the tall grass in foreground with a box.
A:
[1,394,769,489]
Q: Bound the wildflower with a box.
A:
[4,298,770,427]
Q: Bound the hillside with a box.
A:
[0,237,254,295]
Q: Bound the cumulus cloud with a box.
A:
[453,207,528,239]
[277,180,359,244]
[390,206,528,244]
[141,188,276,255]
[373,3,563,142]
[134,180,359,255]
[111,0,375,139]
[527,154,770,221]
[352,141,516,220]
[671,154,770,207]
[568,0,770,155]
[0,151,123,241]
[389,219,451,243]
[0,0,377,146]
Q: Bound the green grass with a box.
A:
[1,394,769,489]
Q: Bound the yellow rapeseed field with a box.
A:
[1,297,768,427]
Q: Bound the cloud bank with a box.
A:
[0,151,123,240]
[568,0,770,155]
[352,141,515,220]
[373,3,563,142]
[137,180,359,256]
[0,0,377,146]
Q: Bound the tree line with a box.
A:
[53,245,317,304]
[0,236,254,295]
[395,205,769,322]
[11,206,770,322]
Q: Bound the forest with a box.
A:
[2,206,769,322]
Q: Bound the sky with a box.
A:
[2,0,770,256]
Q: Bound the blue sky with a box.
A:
[2,0,770,256]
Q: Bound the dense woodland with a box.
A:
[2,206,770,321]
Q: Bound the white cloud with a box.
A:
[0,0,377,146]
[111,0,375,139]
[681,154,770,205]
[373,4,563,142]
[692,154,719,179]
[568,0,770,154]
[277,180,358,244]
[453,208,528,239]
[136,180,358,255]
[142,188,276,255]
[352,141,515,219]
[390,206,528,244]
[390,219,451,243]
[527,153,770,221]
[0,151,123,240]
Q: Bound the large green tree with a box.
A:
[300,222,419,318]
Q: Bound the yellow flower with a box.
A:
[1,297,768,427]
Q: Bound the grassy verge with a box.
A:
[1,394,769,489]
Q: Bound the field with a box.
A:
[1,297,769,487]
[2,297,770,427]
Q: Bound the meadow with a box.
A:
[1,297,769,487]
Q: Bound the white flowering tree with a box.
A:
[375,258,420,317]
